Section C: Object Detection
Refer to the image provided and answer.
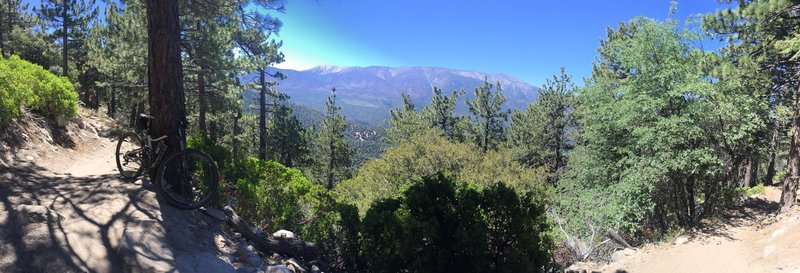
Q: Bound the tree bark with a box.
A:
[223,206,317,260]
[232,112,240,160]
[108,87,116,117]
[198,66,208,136]
[61,0,68,77]
[259,68,267,160]
[0,2,5,58]
[146,0,185,179]
[781,84,800,213]
[765,117,780,186]
[743,155,759,188]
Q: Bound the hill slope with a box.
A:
[244,65,540,126]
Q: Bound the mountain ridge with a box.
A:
[246,65,540,126]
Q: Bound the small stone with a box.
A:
[674,235,690,245]
[55,114,67,127]
[610,248,636,263]
[262,265,292,273]
[772,227,787,239]
[24,156,35,162]
[272,230,296,239]
[74,116,85,129]
[202,207,228,222]
[284,258,306,273]
[88,125,98,136]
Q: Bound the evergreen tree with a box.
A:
[509,67,575,184]
[423,87,465,141]
[0,0,24,58]
[383,92,426,144]
[314,88,353,189]
[181,0,239,137]
[267,104,311,167]
[5,2,57,68]
[466,79,509,152]
[87,1,147,120]
[234,0,285,160]
[146,0,186,179]
[703,0,800,212]
[34,0,97,77]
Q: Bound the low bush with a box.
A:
[228,157,337,241]
[0,55,77,122]
[187,134,230,171]
[337,174,553,273]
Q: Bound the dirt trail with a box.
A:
[0,113,243,273]
[600,187,800,273]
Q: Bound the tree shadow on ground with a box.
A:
[692,197,780,242]
[0,162,160,273]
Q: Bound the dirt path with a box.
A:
[601,187,800,273]
[0,122,241,273]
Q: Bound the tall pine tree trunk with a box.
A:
[0,4,5,58]
[781,83,800,212]
[108,87,116,117]
[61,0,68,77]
[198,66,208,136]
[327,124,335,190]
[146,0,185,179]
[743,155,759,188]
[765,118,780,185]
[232,112,240,161]
[259,68,267,160]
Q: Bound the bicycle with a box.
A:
[115,113,219,210]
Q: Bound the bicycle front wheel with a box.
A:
[156,148,219,210]
[115,132,144,181]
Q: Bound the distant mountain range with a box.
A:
[244,65,540,126]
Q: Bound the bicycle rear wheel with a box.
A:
[156,148,219,210]
[115,132,144,181]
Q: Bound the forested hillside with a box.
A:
[1,0,800,273]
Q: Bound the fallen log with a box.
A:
[605,228,633,249]
[222,206,318,260]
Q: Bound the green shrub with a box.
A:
[229,157,337,241]
[187,134,230,172]
[336,130,553,215]
[745,183,766,196]
[0,55,77,122]
[355,174,552,273]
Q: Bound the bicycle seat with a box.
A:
[139,113,155,119]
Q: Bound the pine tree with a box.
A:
[146,0,185,179]
[314,88,353,189]
[423,87,465,141]
[34,0,97,77]
[384,92,426,144]
[703,0,800,212]
[466,79,509,152]
[509,67,575,183]
[87,1,147,120]
[181,0,239,137]
[267,104,310,167]
[234,0,285,160]
[0,0,25,58]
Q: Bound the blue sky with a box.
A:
[273,1,731,86]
